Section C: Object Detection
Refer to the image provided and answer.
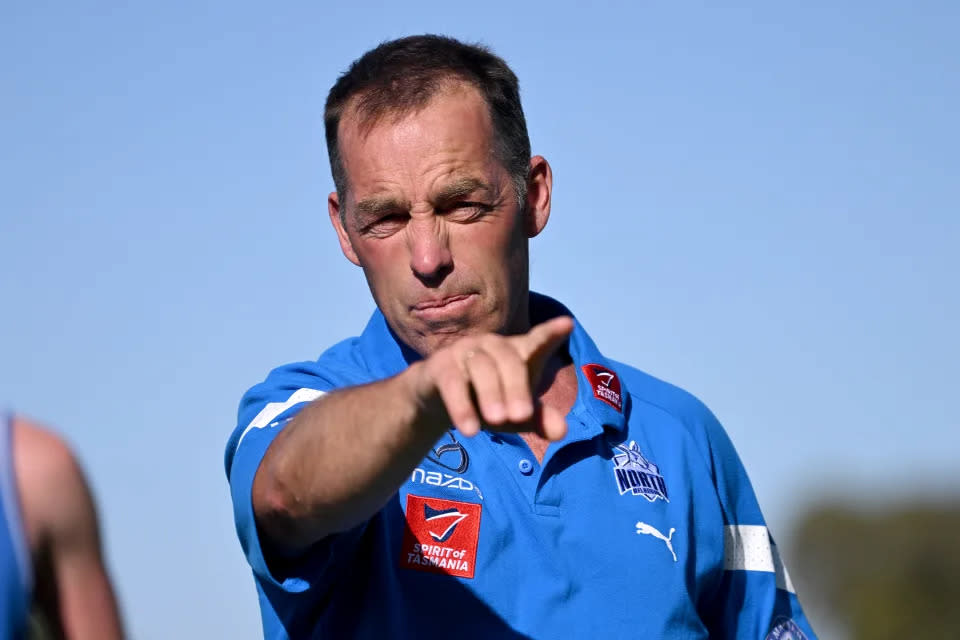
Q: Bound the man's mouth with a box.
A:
[411,294,476,320]
[413,294,472,310]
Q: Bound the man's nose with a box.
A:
[407,218,452,285]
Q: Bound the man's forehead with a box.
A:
[337,84,501,204]
[341,78,485,140]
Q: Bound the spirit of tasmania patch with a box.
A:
[582,363,622,411]
[400,495,482,579]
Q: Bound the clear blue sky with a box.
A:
[2,2,957,638]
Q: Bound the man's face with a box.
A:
[329,83,551,356]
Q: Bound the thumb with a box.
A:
[518,316,574,381]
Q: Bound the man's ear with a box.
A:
[328,191,361,266]
[524,155,553,238]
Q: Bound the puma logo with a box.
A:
[636,521,677,562]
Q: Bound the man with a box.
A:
[2,414,124,639]
[225,35,817,639]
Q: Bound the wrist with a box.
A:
[396,361,448,434]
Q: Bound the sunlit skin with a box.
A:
[328,82,553,358]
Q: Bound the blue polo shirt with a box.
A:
[225,294,816,639]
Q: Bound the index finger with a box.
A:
[515,316,574,372]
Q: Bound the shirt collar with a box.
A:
[356,308,419,380]
[541,293,629,438]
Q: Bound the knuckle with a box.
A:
[431,348,459,372]
[478,333,500,347]
[457,335,481,350]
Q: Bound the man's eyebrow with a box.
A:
[433,177,496,203]
[354,195,411,218]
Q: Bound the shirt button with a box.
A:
[518,459,534,475]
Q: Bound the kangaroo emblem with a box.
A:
[636,521,677,562]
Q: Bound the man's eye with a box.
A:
[361,214,407,236]
[444,202,491,220]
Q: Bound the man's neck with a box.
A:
[522,353,578,463]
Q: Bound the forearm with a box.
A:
[252,361,446,552]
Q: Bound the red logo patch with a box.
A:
[400,495,482,579]
[582,364,622,412]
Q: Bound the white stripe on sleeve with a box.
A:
[723,524,795,593]
[234,388,326,452]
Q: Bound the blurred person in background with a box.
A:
[2,414,123,639]
[225,34,817,638]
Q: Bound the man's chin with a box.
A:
[417,323,474,351]
[401,318,483,356]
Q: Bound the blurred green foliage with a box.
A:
[790,499,960,640]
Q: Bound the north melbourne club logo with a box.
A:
[765,617,808,640]
[400,495,481,579]
[581,364,622,412]
[612,441,669,502]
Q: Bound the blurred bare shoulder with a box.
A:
[11,415,125,640]
[11,417,85,543]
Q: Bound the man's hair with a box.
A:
[324,34,532,209]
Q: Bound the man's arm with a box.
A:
[13,419,124,640]
[685,406,817,639]
[252,316,573,554]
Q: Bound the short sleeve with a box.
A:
[696,406,818,639]
[224,361,356,595]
